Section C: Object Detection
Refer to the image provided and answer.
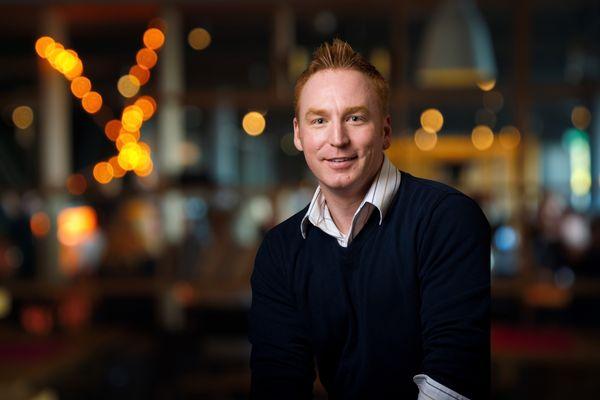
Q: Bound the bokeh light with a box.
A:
[134,96,156,120]
[133,152,153,177]
[64,58,83,80]
[420,108,444,133]
[129,64,150,86]
[21,305,54,336]
[116,132,138,151]
[12,105,34,129]
[0,288,11,319]
[35,36,55,58]
[93,161,114,184]
[57,206,97,247]
[66,174,87,195]
[499,125,521,149]
[81,91,103,114]
[70,76,91,99]
[471,125,494,150]
[117,74,140,98]
[414,128,438,151]
[143,28,165,50]
[30,212,51,237]
[109,156,127,178]
[477,79,496,91]
[122,105,144,132]
[571,105,591,130]
[104,119,122,141]
[242,111,266,136]
[136,48,158,69]
[118,142,145,170]
[188,27,211,50]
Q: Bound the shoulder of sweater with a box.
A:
[260,203,309,251]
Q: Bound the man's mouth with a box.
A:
[327,155,358,163]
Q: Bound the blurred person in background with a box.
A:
[248,39,490,400]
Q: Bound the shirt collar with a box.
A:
[300,155,401,239]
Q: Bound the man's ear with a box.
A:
[382,115,392,150]
[293,117,303,152]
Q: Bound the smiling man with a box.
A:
[249,40,490,399]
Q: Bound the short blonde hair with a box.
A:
[294,39,390,117]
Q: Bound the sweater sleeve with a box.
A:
[417,193,491,400]
[248,232,316,399]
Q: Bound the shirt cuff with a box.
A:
[413,374,470,400]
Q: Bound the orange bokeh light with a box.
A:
[70,76,91,99]
[134,153,153,177]
[116,132,138,151]
[121,105,144,132]
[118,142,145,170]
[136,48,158,69]
[57,206,97,247]
[104,119,122,141]
[134,96,156,121]
[109,156,127,178]
[35,36,55,58]
[66,174,87,195]
[30,212,51,237]
[21,306,54,336]
[65,58,83,80]
[82,91,103,114]
[143,28,165,50]
[129,64,150,86]
[93,161,114,184]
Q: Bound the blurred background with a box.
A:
[0,0,599,399]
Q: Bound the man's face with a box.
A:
[294,69,391,198]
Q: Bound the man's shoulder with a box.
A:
[261,204,309,249]
[397,171,466,210]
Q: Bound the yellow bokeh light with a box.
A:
[64,58,83,80]
[66,174,87,195]
[109,156,127,178]
[118,142,145,170]
[35,36,55,58]
[414,128,438,151]
[129,64,150,86]
[188,27,211,50]
[133,151,153,177]
[47,45,66,69]
[571,169,591,196]
[70,76,91,99]
[471,125,494,150]
[30,212,51,237]
[116,133,138,151]
[477,79,496,91]
[104,119,122,141]
[0,288,11,319]
[242,111,266,136]
[93,161,114,184]
[57,206,97,247]
[420,108,444,133]
[136,48,158,69]
[571,106,591,130]
[499,125,521,150]
[117,74,140,98]
[134,96,156,121]
[55,50,78,75]
[143,28,165,50]
[81,91,102,114]
[12,105,34,129]
[121,105,144,132]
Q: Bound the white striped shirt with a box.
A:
[300,154,401,247]
[299,154,470,400]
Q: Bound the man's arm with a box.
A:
[248,232,315,400]
[416,193,491,400]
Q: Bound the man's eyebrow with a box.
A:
[344,106,370,115]
[304,108,329,118]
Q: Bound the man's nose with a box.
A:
[329,120,350,147]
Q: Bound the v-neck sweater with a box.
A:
[249,172,491,400]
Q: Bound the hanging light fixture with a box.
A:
[416,0,497,88]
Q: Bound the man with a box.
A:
[249,39,490,399]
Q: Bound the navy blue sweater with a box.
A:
[249,172,491,399]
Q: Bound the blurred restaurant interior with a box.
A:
[0,0,599,399]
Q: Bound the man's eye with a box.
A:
[348,115,364,122]
[312,118,325,125]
